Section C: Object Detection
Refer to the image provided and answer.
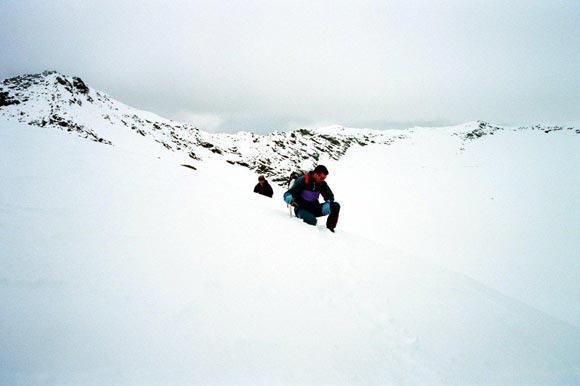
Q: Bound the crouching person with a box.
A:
[283,165,340,232]
[254,175,274,197]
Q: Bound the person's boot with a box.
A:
[326,212,339,232]
[326,202,340,232]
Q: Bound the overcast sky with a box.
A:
[1,0,579,133]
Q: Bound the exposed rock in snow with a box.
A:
[1,71,578,185]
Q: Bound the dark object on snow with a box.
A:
[0,91,20,107]
[254,175,274,198]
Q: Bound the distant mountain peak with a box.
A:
[1,71,578,185]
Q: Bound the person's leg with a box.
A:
[296,208,317,225]
[326,202,340,231]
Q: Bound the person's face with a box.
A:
[312,173,327,184]
[258,178,265,185]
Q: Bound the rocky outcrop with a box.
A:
[1,71,577,185]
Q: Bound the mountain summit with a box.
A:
[1,71,578,184]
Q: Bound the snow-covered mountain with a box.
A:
[0,71,398,184]
[2,71,577,185]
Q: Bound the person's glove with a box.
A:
[284,193,293,205]
[322,201,331,216]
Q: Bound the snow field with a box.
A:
[1,122,579,385]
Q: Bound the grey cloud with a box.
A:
[1,0,579,133]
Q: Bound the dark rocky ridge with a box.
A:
[1,71,577,185]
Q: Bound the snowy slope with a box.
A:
[1,121,580,386]
[326,125,580,329]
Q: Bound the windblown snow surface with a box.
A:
[1,121,579,385]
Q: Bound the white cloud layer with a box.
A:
[1,0,579,133]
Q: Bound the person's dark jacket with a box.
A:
[254,180,274,197]
[284,172,334,211]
